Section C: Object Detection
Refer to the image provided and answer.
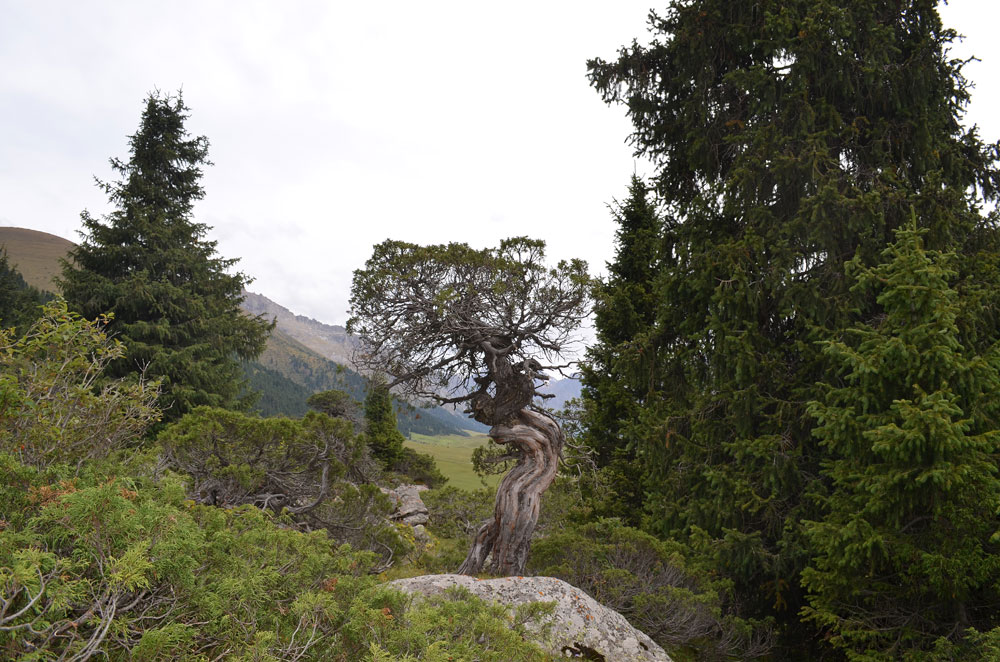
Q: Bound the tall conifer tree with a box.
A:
[61,92,272,422]
[0,248,48,333]
[363,378,406,467]
[587,0,1000,654]
[580,175,662,522]
[803,220,1000,658]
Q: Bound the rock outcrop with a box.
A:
[388,574,671,662]
[382,484,430,526]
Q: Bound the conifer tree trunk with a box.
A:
[458,408,564,576]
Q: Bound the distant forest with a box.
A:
[242,355,477,437]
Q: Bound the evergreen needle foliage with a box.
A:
[584,1,1000,656]
[802,219,1000,659]
[60,92,273,424]
[0,248,50,335]
[580,175,662,524]
[364,378,407,467]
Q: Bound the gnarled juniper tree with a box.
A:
[348,237,588,575]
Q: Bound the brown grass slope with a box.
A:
[0,227,75,293]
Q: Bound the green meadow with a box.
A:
[404,432,500,491]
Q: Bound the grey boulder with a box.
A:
[388,573,671,661]
[382,484,430,526]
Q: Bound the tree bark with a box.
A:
[457,407,564,576]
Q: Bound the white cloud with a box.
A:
[2,1,995,326]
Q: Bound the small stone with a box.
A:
[386,484,430,526]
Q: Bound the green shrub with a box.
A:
[389,446,449,488]
[530,519,772,661]
[350,586,555,662]
[423,485,495,541]
[0,458,373,660]
[0,300,160,468]
[159,406,408,568]
[0,454,554,661]
[159,407,375,506]
[307,388,361,425]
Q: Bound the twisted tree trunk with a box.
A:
[458,407,564,576]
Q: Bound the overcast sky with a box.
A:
[1,1,996,327]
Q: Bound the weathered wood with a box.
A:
[458,407,564,576]
[348,238,587,577]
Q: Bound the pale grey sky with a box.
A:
[0,2,996,326]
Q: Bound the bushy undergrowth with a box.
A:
[0,301,160,468]
[387,446,449,489]
[424,486,495,541]
[0,304,554,661]
[0,457,553,660]
[530,519,773,662]
[158,406,409,568]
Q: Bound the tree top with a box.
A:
[347,237,589,423]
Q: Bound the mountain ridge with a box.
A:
[0,226,484,434]
[240,288,486,433]
[241,290,355,366]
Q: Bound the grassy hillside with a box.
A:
[0,226,74,293]
[245,289,487,434]
[250,327,475,436]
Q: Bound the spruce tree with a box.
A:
[0,247,48,333]
[579,175,662,522]
[60,92,272,423]
[363,379,405,467]
[802,219,1000,659]
[587,0,1000,653]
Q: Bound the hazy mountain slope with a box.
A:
[242,290,355,365]
[245,327,475,435]
[538,376,582,412]
[0,227,74,293]
[245,290,486,433]
[0,226,482,434]
[255,325,365,394]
